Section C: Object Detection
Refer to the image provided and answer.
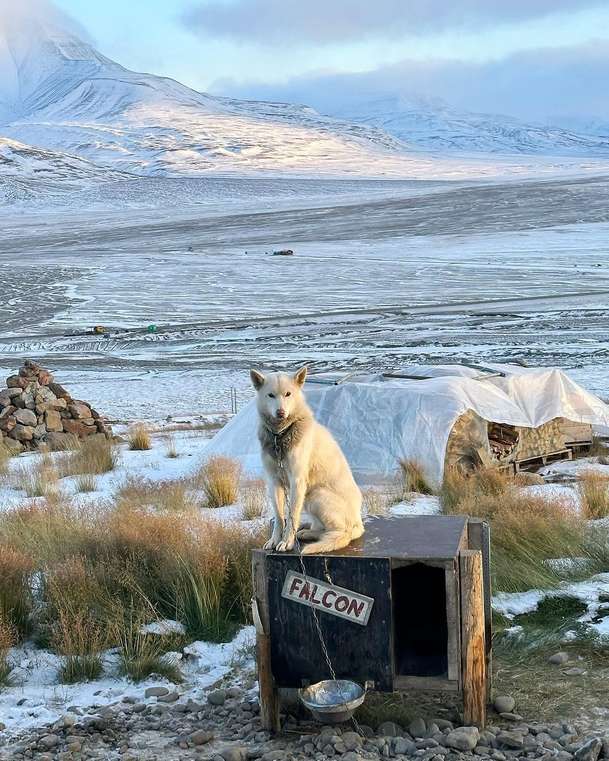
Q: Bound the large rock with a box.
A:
[14,408,37,427]
[0,405,15,420]
[63,418,96,437]
[45,409,63,432]
[10,424,34,441]
[446,727,480,751]
[1,437,24,455]
[48,382,72,401]
[0,415,16,433]
[6,375,27,389]
[69,402,92,419]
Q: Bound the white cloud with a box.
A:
[182,0,603,45]
[212,40,609,126]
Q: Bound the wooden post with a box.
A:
[467,519,492,701]
[459,549,487,728]
[252,550,280,733]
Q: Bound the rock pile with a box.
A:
[3,686,609,761]
[0,360,111,454]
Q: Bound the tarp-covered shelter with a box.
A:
[204,364,609,485]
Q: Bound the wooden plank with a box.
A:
[394,675,459,692]
[445,562,460,682]
[267,555,394,691]
[459,550,487,728]
[467,520,492,701]
[252,550,280,733]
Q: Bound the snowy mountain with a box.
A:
[2,13,609,186]
[0,15,413,178]
[329,95,609,156]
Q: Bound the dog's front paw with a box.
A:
[276,536,295,552]
[263,538,277,550]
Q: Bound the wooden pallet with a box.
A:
[565,440,593,453]
[514,448,572,472]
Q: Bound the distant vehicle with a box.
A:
[92,325,108,334]
[272,249,294,256]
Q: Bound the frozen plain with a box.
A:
[2,172,609,418]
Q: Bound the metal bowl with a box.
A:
[299,679,365,724]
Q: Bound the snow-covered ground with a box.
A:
[1,625,255,735]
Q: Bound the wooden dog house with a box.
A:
[252,515,491,730]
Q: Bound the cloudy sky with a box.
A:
[51,0,609,125]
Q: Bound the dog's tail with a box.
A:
[300,530,353,555]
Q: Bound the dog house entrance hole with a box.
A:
[392,563,448,678]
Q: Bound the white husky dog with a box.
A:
[250,366,364,554]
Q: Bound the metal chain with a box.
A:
[274,433,363,736]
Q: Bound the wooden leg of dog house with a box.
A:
[467,519,492,701]
[460,550,487,728]
[252,553,280,733]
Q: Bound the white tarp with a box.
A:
[204,364,609,485]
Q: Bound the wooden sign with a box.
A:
[281,570,374,626]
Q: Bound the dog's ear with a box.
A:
[293,366,307,387]
[250,369,265,390]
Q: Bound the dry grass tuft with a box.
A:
[116,476,195,512]
[165,435,179,459]
[74,473,97,493]
[195,456,241,508]
[0,492,263,675]
[128,425,152,451]
[0,442,9,475]
[399,459,434,495]
[440,466,594,592]
[0,616,15,687]
[441,466,510,514]
[241,478,267,520]
[60,436,118,476]
[115,614,183,683]
[0,546,34,639]
[362,487,390,516]
[577,470,609,519]
[12,449,60,498]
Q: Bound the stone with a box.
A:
[410,718,427,737]
[10,424,34,441]
[190,729,214,746]
[39,734,60,749]
[494,696,516,714]
[564,667,587,676]
[394,737,416,755]
[548,652,570,665]
[497,732,525,750]
[499,712,523,722]
[378,721,404,737]
[0,405,15,419]
[342,731,363,751]
[157,691,179,703]
[45,409,63,432]
[0,419,16,436]
[63,418,96,437]
[145,686,169,698]
[69,401,92,419]
[1,437,23,455]
[445,727,480,751]
[574,739,602,761]
[31,424,46,439]
[49,382,72,400]
[6,375,27,389]
[14,408,37,426]
[208,689,228,706]
[220,748,247,761]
